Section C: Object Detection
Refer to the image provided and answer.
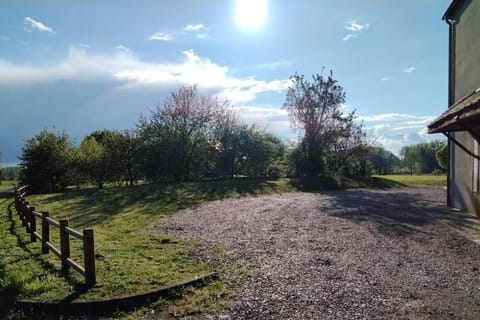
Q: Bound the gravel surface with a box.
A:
[163,187,480,319]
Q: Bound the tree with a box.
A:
[400,140,446,174]
[78,136,107,188]
[145,85,230,182]
[283,72,364,176]
[77,129,139,188]
[436,144,448,170]
[366,146,401,175]
[19,129,74,193]
[327,112,366,175]
[1,166,20,181]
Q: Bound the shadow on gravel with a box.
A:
[322,189,479,237]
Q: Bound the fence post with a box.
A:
[59,219,70,271]
[21,201,28,228]
[83,229,96,286]
[41,211,50,254]
[29,206,36,242]
[24,202,30,233]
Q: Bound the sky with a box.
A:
[0,0,452,165]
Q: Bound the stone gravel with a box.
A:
[162,187,480,319]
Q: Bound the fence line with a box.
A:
[13,185,96,286]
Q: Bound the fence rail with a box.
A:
[13,185,96,286]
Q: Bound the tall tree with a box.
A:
[147,85,230,181]
[283,72,363,176]
[366,146,401,175]
[19,129,74,193]
[78,136,108,188]
[436,144,448,170]
[400,140,446,174]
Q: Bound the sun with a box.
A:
[235,0,267,31]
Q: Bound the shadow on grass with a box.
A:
[1,201,85,302]
[31,178,282,228]
[288,175,405,192]
[319,188,480,238]
[25,176,407,229]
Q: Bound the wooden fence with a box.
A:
[13,185,96,286]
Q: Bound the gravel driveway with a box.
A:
[164,187,480,319]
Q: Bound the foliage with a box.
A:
[365,146,401,175]
[135,85,287,183]
[1,166,20,182]
[18,129,75,193]
[283,72,365,176]
[77,129,141,188]
[400,140,446,174]
[145,85,230,182]
[436,144,448,169]
[16,84,372,192]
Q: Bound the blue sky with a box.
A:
[0,0,451,165]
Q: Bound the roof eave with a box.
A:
[428,88,480,134]
[442,0,464,21]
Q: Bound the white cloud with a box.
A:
[380,76,393,81]
[184,24,205,32]
[358,113,433,122]
[24,17,55,34]
[196,33,209,39]
[359,112,441,154]
[0,46,290,104]
[149,32,173,41]
[235,105,291,137]
[342,20,369,41]
[115,45,132,53]
[345,20,370,32]
[391,125,424,131]
[340,103,354,112]
[402,66,416,73]
[342,34,356,41]
[252,59,290,71]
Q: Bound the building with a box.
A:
[428,0,480,215]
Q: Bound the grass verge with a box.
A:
[0,180,16,189]
[373,174,447,187]
[0,176,407,318]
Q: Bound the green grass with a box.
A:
[373,174,447,187]
[0,180,16,189]
[0,176,406,318]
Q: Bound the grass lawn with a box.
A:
[0,176,405,318]
[0,180,16,189]
[374,174,447,187]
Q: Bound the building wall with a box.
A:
[450,0,480,215]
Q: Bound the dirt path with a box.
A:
[163,187,480,319]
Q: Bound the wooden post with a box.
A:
[21,201,28,228]
[24,203,30,233]
[29,206,36,242]
[83,229,96,286]
[41,211,49,254]
[59,219,70,271]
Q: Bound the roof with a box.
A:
[428,88,480,133]
[443,0,467,20]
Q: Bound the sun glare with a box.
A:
[235,0,267,31]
